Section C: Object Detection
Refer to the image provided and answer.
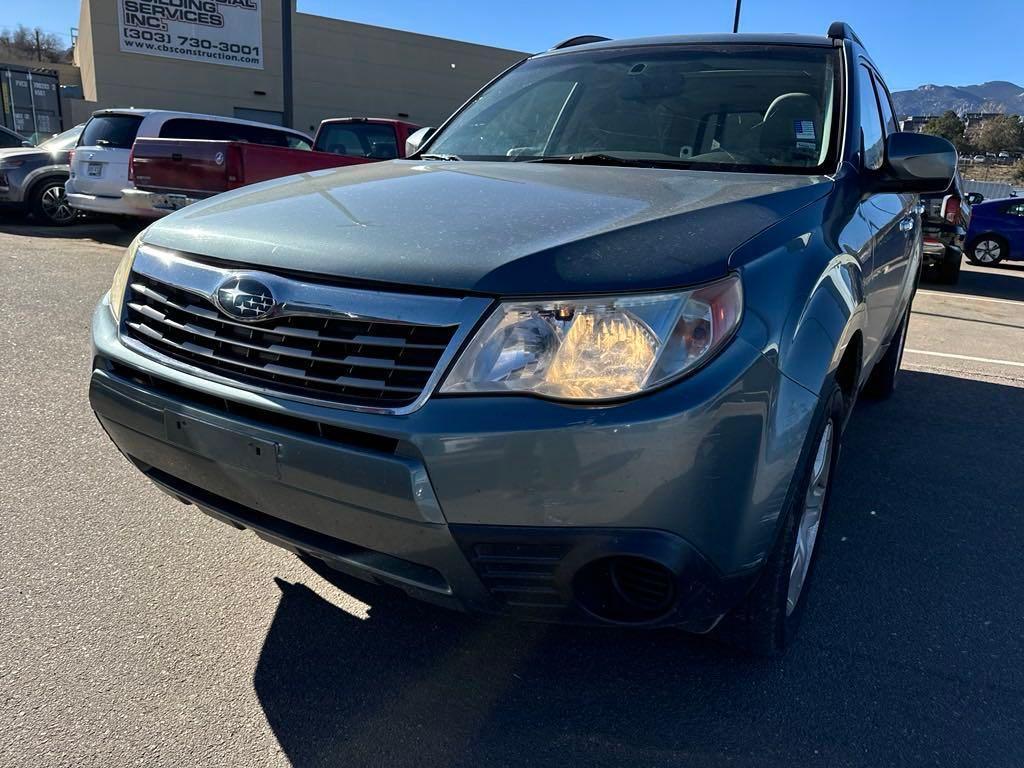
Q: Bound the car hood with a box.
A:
[143,160,833,295]
[0,146,66,164]
[0,147,43,160]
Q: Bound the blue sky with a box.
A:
[8,0,1022,92]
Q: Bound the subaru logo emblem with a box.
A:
[214,276,276,322]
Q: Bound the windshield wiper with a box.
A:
[524,153,675,168]
[420,153,462,161]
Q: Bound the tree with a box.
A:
[976,115,1024,153]
[922,111,970,153]
[1012,160,1024,185]
[0,25,70,64]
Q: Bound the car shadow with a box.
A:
[0,212,140,247]
[252,370,1024,768]
[924,260,1024,301]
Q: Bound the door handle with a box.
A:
[899,217,915,233]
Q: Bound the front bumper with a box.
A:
[90,296,817,628]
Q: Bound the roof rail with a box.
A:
[549,35,610,51]
[826,22,863,47]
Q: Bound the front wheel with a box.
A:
[30,178,76,226]
[713,383,844,656]
[968,236,1006,266]
[862,305,910,400]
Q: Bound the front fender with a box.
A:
[732,195,869,399]
[19,165,69,204]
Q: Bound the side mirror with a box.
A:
[965,192,984,206]
[405,126,436,158]
[872,132,957,194]
[21,140,33,147]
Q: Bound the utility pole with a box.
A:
[34,29,42,61]
[733,0,742,33]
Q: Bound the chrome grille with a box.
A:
[119,246,489,411]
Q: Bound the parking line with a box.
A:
[916,290,1022,306]
[904,349,1024,368]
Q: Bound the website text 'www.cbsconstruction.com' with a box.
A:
[122,37,260,65]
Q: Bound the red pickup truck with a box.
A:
[126,117,420,217]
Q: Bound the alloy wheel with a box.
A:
[973,239,1002,264]
[787,419,834,616]
[40,184,75,224]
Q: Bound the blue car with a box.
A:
[966,198,1024,265]
[88,23,956,655]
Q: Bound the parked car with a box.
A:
[966,197,1024,265]
[127,118,418,216]
[89,23,955,655]
[0,124,84,225]
[66,109,313,224]
[972,155,987,163]
[920,171,970,284]
[0,125,31,149]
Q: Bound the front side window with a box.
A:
[872,74,898,135]
[79,115,144,149]
[315,123,400,159]
[857,65,885,170]
[426,45,841,173]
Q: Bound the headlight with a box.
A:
[0,158,25,170]
[108,234,143,323]
[440,274,742,401]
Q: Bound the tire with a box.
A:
[29,177,76,226]
[114,216,145,232]
[936,252,962,285]
[862,303,910,400]
[713,383,845,656]
[968,235,1006,266]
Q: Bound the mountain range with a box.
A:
[892,81,1024,118]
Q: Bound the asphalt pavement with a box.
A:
[1,217,1022,768]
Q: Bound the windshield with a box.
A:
[39,125,84,151]
[427,44,841,173]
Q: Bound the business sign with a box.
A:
[118,0,264,70]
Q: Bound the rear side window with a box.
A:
[159,118,311,150]
[79,115,144,149]
[857,65,884,170]
[315,123,399,159]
